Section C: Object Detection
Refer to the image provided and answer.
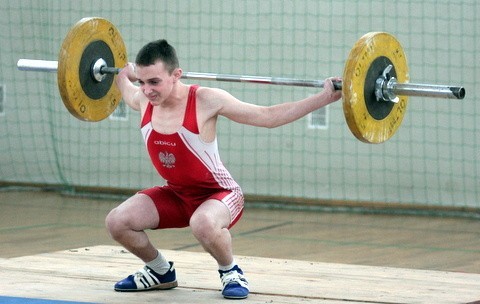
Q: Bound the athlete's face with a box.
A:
[136,61,180,105]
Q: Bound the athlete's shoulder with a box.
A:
[196,86,234,103]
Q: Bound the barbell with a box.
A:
[17,17,465,144]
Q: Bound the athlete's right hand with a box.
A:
[118,62,137,82]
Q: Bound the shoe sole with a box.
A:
[115,280,178,292]
[223,295,248,299]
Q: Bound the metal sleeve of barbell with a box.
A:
[393,83,465,100]
[17,59,58,72]
[16,59,122,75]
[181,72,343,89]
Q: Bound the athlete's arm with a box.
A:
[199,77,342,128]
[115,63,142,111]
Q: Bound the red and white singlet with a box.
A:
[139,85,244,228]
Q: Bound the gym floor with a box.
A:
[1,189,479,274]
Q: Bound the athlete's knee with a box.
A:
[105,208,118,236]
[190,212,217,242]
[105,207,128,239]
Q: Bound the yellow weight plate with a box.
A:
[57,17,127,121]
[342,32,409,143]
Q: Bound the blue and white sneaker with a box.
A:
[114,262,178,292]
[218,265,249,299]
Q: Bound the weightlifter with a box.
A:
[105,39,342,299]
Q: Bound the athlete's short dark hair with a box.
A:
[135,39,179,74]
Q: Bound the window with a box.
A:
[0,85,5,116]
[109,99,128,121]
[308,105,328,129]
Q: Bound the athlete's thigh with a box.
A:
[114,193,159,230]
[191,199,231,230]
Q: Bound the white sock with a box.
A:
[146,250,171,275]
[218,260,236,272]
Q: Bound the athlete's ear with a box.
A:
[172,68,182,82]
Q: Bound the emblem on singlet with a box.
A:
[159,151,176,168]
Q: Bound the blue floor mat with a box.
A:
[0,296,95,304]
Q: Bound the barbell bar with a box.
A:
[16,17,466,144]
[17,58,464,100]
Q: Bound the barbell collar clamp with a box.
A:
[92,58,107,82]
[375,65,400,103]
